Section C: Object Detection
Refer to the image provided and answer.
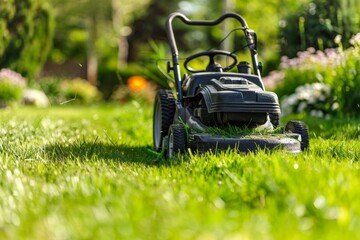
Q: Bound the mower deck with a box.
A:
[189,133,302,154]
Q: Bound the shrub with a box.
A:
[137,40,173,90]
[60,78,101,104]
[111,76,156,104]
[36,77,64,104]
[268,33,360,117]
[329,34,360,116]
[22,89,50,107]
[0,68,26,106]
[97,66,122,101]
[281,83,338,118]
[0,82,23,107]
[269,47,342,98]
[0,0,55,79]
[279,0,360,57]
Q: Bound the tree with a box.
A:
[112,0,151,68]
[279,0,360,57]
[127,0,183,61]
[0,0,55,80]
[50,0,150,85]
[51,0,112,85]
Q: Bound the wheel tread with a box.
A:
[172,124,187,154]
[167,124,187,158]
[153,89,176,151]
[285,120,309,151]
[158,89,176,134]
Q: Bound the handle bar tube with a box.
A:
[166,12,261,101]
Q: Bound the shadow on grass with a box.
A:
[44,141,169,166]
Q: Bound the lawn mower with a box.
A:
[153,12,309,158]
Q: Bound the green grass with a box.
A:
[0,103,360,239]
[204,124,283,137]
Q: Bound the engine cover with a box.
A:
[191,77,281,127]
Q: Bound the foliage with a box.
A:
[130,0,313,88]
[22,89,50,107]
[127,0,180,61]
[266,47,340,98]
[234,0,308,62]
[281,82,338,117]
[0,104,360,239]
[97,66,122,101]
[36,77,64,104]
[49,0,151,85]
[0,0,55,79]
[279,0,360,57]
[0,69,26,105]
[98,51,171,102]
[35,77,102,104]
[49,0,112,63]
[138,40,173,90]
[167,0,310,70]
[330,33,360,116]
[0,82,23,105]
[269,33,360,117]
[47,0,357,88]
[60,78,101,104]
[97,64,150,101]
[111,82,156,104]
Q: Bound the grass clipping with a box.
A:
[203,124,283,138]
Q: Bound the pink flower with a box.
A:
[0,69,26,87]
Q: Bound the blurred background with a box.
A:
[0,0,359,117]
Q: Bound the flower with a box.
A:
[281,82,337,117]
[334,35,342,44]
[0,68,26,87]
[127,76,148,92]
[22,89,49,107]
[263,71,285,89]
[349,32,360,47]
[0,69,26,105]
[279,47,344,70]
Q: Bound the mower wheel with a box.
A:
[167,124,187,158]
[285,121,309,151]
[269,113,280,128]
[153,89,176,151]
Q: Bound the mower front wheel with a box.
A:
[153,89,176,152]
[285,120,309,151]
[167,124,187,158]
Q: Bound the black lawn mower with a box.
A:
[153,12,309,158]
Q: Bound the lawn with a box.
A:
[0,103,359,239]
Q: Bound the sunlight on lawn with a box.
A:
[0,104,359,239]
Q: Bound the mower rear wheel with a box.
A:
[285,120,309,151]
[167,124,187,158]
[153,89,176,151]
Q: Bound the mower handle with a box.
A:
[166,12,250,57]
[166,12,260,101]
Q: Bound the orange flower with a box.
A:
[127,76,148,92]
